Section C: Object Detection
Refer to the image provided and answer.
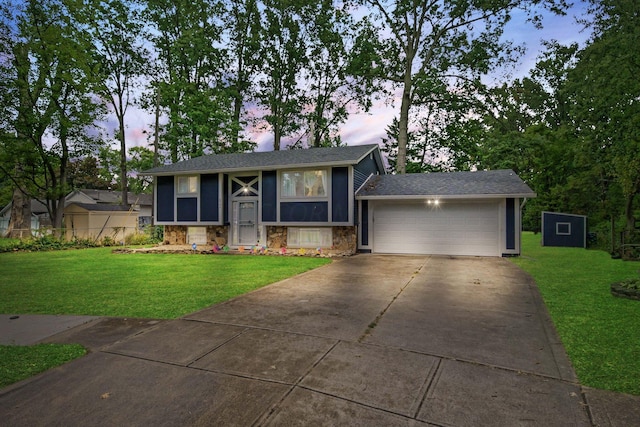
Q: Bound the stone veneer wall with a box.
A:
[163,225,228,246]
[266,226,287,249]
[332,226,357,253]
[163,225,187,245]
[165,224,355,253]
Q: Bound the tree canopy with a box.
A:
[0,0,637,249]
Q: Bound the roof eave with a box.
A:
[141,160,361,176]
[356,192,537,200]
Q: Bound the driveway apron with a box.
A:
[0,255,619,426]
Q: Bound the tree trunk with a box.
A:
[7,187,31,239]
[625,193,635,234]
[396,47,415,175]
[118,117,128,207]
[153,87,161,168]
[273,119,281,151]
[52,194,65,239]
[397,77,412,174]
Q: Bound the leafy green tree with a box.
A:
[355,0,568,173]
[127,146,157,193]
[67,156,111,190]
[255,0,307,150]
[1,0,105,235]
[147,0,249,162]
[223,0,262,146]
[567,0,640,239]
[299,0,372,147]
[75,0,149,206]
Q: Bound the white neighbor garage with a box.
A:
[356,170,536,257]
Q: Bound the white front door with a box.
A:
[233,201,257,246]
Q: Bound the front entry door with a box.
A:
[233,201,257,246]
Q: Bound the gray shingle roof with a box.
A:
[142,144,380,175]
[356,170,536,198]
[68,202,131,212]
[76,189,153,206]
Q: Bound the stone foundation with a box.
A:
[163,225,187,245]
[266,226,288,249]
[332,226,357,253]
[165,224,356,255]
[207,225,228,246]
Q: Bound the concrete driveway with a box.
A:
[1,255,638,426]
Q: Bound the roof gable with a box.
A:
[142,144,381,175]
[356,170,536,199]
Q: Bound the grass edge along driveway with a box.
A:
[512,232,640,396]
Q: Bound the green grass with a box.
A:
[0,248,329,389]
[0,248,331,319]
[0,344,86,388]
[512,232,640,395]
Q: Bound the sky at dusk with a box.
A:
[116,1,593,155]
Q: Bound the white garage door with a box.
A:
[372,201,500,256]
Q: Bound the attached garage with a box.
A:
[372,200,500,256]
[356,170,536,257]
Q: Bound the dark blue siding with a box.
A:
[361,200,369,245]
[332,167,349,222]
[280,202,328,222]
[200,174,219,222]
[177,198,197,221]
[542,212,586,248]
[157,176,174,222]
[506,198,516,250]
[223,174,229,224]
[354,152,382,190]
[262,171,277,222]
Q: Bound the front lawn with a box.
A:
[0,248,330,389]
[0,248,331,319]
[512,232,640,395]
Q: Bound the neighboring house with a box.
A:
[66,189,153,229]
[143,144,536,257]
[0,199,50,237]
[1,189,153,239]
[64,203,136,242]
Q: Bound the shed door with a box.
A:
[372,200,500,256]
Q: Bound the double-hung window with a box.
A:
[177,176,198,195]
[281,170,327,198]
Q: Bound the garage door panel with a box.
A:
[372,201,500,256]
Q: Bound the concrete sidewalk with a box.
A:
[1,255,639,426]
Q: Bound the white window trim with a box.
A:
[176,175,198,196]
[287,227,333,248]
[556,222,571,236]
[279,169,329,201]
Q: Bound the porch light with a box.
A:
[243,186,249,193]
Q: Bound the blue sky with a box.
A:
[120,1,593,153]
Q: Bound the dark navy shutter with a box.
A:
[332,167,349,222]
[157,176,174,222]
[200,174,219,222]
[262,171,277,222]
[506,198,516,250]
